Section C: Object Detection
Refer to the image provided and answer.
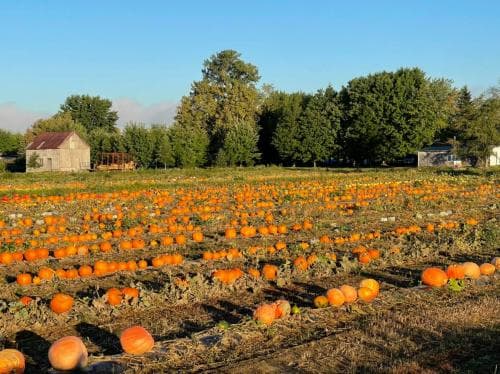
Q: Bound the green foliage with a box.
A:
[340,68,450,164]
[26,112,87,144]
[0,129,24,156]
[175,50,260,164]
[123,123,154,168]
[296,86,341,166]
[448,278,465,292]
[87,128,125,165]
[169,122,209,168]
[271,92,309,165]
[27,152,42,169]
[60,94,118,133]
[150,124,175,168]
[215,121,260,166]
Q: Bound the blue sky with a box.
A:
[1,1,499,130]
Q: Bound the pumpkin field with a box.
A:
[0,167,498,373]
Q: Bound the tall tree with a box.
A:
[0,129,24,156]
[60,95,118,133]
[150,124,174,168]
[169,122,209,168]
[216,121,260,166]
[297,86,341,166]
[175,50,261,163]
[87,128,125,165]
[459,86,500,166]
[438,86,473,142]
[340,68,448,164]
[122,123,154,168]
[271,92,310,166]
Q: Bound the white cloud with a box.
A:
[0,102,48,132]
[112,98,178,128]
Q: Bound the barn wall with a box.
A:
[489,146,500,166]
[26,133,90,172]
[417,151,455,167]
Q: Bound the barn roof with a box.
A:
[26,131,76,150]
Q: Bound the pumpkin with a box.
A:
[16,273,32,286]
[262,264,278,280]
[358,287,377,303]
[462,262,481,279]
[120,326,155,355]
[247,268,260,279]
[274,300,291,318]
[359,279,380,295]
[446,264,465,280]
[491,257,500,270]
[50,293,74,314]
[106,288,123,306]
[421,267,448,287]
[326,288,345,307]
[0,348,25,374]
[254,304,276,325]
[293,256,308,271]
[479,263,495,276]
[314,295,329,308]
[339,285,358,303]
[122,287,140,299]
[48,336,88,371]
[19,296,33,306]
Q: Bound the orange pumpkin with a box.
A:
[491,257,500,270]
[120,326,155,355]
[16,273,32,286]
[339,285,358,303]
[357,287,377,303]
[262,264,278,280]
[0,348,25,374]
[253,304,276,325]
[48,336,88,371]
[274,300,291,318]
[313,295,329,308]
[446,264,465,280]
[106,288,123,306]
[479,263,495,276]
[326,288,345,307]
[359,279,380,295]
[462,262,481,279]
[50,293,74,314]
[421,267,448,287]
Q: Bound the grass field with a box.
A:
[0,167,498,373]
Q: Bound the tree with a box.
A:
[150,125,174,168]
[87,128,125,166]
[26,112,87,144]
[297,86,341,166]
[459,87,500,166]
[340,68,448,164]
[175,50,261,163]
[438,86,473,142]
[216,121,260,166]
[60,95,118,133]
[0,129,23,156]
[271,92,309,165]
[169,122,209,168]
[27,152,42,169]
[122,123,154,168]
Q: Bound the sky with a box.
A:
[0,0,499,132]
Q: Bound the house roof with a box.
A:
[26,131,76,150]
[420,143,452,152]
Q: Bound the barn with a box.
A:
[417,144,461,167]
[26,131,90,172]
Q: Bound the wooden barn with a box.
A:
[26,131,90,172]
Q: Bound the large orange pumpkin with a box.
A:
[326,288,345,307]
[0,348,25,374]
[421,267,448,287]
[479,263,495,276]
[50,293,74,314]
[359,279,380,295]
[120,326,155,355]
[339,285,358,303]
[357,287,377,303]
[48,336,88,371]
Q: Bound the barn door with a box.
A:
[46,158,52,171]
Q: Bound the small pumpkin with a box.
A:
[479,263,495,276]
[359,279,380,295]
[48,336,88,371]
[357,287,377,303]
[313,295,329,308]
[446,264,465,280]
[339,285,358,303]
[50,293,74,314]
[120,326,155,355]
[262,264,278,281]
[274,300,291,318]
[254,304,276,325]
[491,257,500,270]
[421,267,448,287]
[326,288,345,307]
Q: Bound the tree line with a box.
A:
[1,49,499,170]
